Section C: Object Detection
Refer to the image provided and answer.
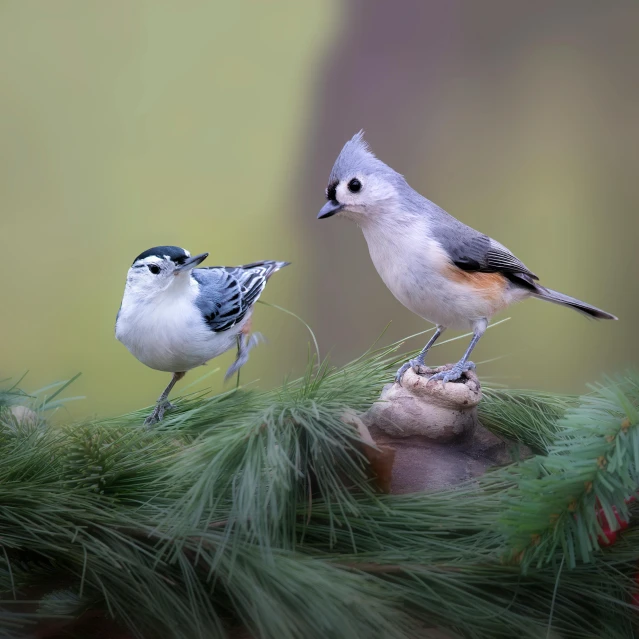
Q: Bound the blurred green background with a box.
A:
[1,1,637,419]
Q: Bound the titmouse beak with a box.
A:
[317,200,344,219]
[175,252,208,273]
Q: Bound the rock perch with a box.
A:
[358,364,531,493]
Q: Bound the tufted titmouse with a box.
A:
[317,132,617,385]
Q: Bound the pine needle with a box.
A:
[1,343,637,639]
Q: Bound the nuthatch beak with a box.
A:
[175,253,208,273]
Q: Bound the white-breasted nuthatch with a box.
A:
[116,245,289,424]
[318,132,617,385]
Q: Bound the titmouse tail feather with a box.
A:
[532,286,617,320]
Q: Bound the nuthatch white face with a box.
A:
[124,246,208,301]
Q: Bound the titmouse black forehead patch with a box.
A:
[132,246,190,266]
[326,181,338,202]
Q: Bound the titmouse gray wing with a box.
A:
[433,222,538,282]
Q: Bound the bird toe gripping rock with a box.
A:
[426,361,476,385]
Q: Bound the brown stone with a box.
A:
[360,365,531,493]
[362,365,481,443]
[343,409,396,494]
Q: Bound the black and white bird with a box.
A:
[115,246,289,425]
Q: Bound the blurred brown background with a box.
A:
[1,1,637,419]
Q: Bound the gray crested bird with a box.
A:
[115,246,289,425]
[317,132,617,385]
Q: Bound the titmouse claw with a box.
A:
[427,361,476,385]
[395,357,428,385]
[395,361,412,385]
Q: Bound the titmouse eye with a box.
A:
[348,178,362,193]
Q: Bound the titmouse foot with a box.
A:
[394,361,411,384]
[394,358,428,385]
[427,361,476,385]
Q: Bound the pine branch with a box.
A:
[1,356,637,639]
[499,373,639,569]
[479,387,577,453]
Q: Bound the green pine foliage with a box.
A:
[500,374,639,569]
[0,343,637,639]
[479,386,576,453]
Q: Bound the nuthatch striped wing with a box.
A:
[318,132,616,385]
[116,246,289,424]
